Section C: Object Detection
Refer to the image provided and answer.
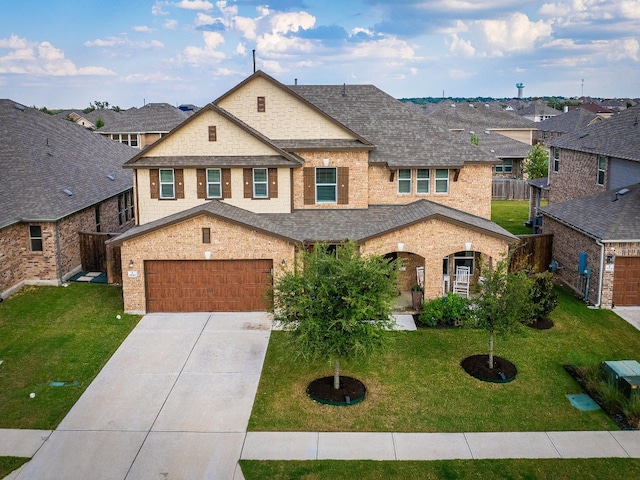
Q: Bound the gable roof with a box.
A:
[537,107,602,135]
[469,130,532,160]
[540,183,640,242]
[97,103,192,134]
[289,84,495,168]
[0,100,136,229]
[123,102,303,168]
[548,105,640,162]
[516,101,561,118]
[424,101,538,131]
[109,198,516,247]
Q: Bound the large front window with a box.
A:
[316,167,337,203]
[253,168,268,198]
[207,168,222,198]
[454,251,474,275]
[159,169,175,199]
[435,169,449,193]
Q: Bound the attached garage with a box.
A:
[613,257,640,307]
[145,259,273,312]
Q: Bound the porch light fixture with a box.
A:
[397,243,404,252]
[204,251,212,260]
[464,242,472,251]
[323,158,330,166]
[128,259,134,267]
[281,259,286,266]
[606,254,614,264]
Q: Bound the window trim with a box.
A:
[206,168,222,198]
[316,167,338,203]
[397,169,412,194]
[416,169,430,194]
[597,155,606,186]
[435,168,449,193]
[552,147,560,173]
[29,225,43,252]
[253,168,268,199]
[159,168,175,199]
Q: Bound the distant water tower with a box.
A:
[516,83,525,98]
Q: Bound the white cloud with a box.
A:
[449,68,476,80]
[164,19,178,29]
[177,31,226,65]
[152,1,169,15]
[216,0,237,17]
[235,16,258,40]
[236,42,247,55]
[175,0,213,11]
[133,25,153,33]
[479,13,552,54]
[257,32,316,55]
[123,71,176,83]
[269,11,315,35]
[448,33,476,57]
[84,35,163,50]
[349,36,418,60]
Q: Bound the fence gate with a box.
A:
[510,233,553,273]
[79,232,120,272]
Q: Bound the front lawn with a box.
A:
[249,288,640,433]
[0,283,139,430]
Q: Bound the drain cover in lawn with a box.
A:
[566,393,600,411]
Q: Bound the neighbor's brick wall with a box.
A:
[292,150,369,209]
[119,214,295,313]
[136,167,292,224]
[367,163,492,219]
[362,218,511,301]
[541,217,601,305]
[217,76,354,141]
[549,149,605,204]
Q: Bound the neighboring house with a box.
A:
[97,103,194,149]
[422,102,537,178]
[571,103,615,118]
[540,105,640,308]
[108,71,517,314]
[534,107,604,145]
[517,101,561,122]
[0,100,137,299]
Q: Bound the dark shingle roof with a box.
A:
[537,108,602,135]
[424,101,538,131]
[540,183,640,241]
[98,103,192,134]
[548,105,640,162]
[516,101,561,118]
[288,84,496,168]
[471,130,532,160]
[109,198,516,246]
[0,99,137,228]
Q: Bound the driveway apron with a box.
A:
[13,312,271,480]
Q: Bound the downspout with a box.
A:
[594,238,605,308]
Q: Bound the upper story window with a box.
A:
[552,147,560,172]
[159,169,175,199]
[29,225,43,252]
[257,96,266,112]
[597,155,606,186]
[398,169,411,194]
[416,169,430,194]
[435,169,449,193]
[253,168,268,198]
[111,133,138,147]
[207,168,222,198]
[316,167,337,203]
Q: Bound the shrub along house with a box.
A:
[0,100,136,299]
[108,71,516,314]
[540,105,640,307]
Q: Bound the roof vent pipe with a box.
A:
[342,83,346,96]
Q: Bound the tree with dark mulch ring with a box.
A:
[269,241,398,405]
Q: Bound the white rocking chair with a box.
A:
[416,266,425,289]
[453,266,470,298]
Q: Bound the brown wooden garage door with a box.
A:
[145,260,273,312]
[613,257,640,307]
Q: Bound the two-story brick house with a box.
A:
[109,71,516,314]
[540,105,640,307]
[0,100,137,299]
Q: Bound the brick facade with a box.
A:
[1,192,134,299]
[550,149,606,204]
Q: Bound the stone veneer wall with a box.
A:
[367,163,492,219]
[549,149,605,204]
[119,214,295,313]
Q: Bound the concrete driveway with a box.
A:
[12,312,271,480]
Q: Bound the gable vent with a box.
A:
[62,188,73,196]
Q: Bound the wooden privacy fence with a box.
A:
[510,233,553,273]
[79,232,122,283]
[492,179,530,200]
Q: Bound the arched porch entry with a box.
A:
[383,250,426,292]
[441,249,495,296]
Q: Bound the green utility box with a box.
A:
[620,376,640,400]
[602,360,640,388]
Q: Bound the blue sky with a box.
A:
[1,0,638,108]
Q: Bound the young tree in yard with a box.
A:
[469,258,534,368]
[269,241,398,389]
[523,144,549,179]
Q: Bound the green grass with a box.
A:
[240,458,640,480]
[0,283,140,429]
[0,457,29,479]
[491,200,533,235]
[248,287,640,432]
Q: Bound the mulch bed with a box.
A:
[461,354,518,383]
[307,376,366,406]
[527,317,554,330]
[564,365,637,430]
